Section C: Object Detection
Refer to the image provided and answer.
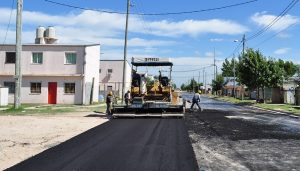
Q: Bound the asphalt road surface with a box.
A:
[7,118,198,171]
[184,94,300,171]
[7,94,300,171]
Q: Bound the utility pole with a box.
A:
[15,0,23,109]
[242,34,246,57]
[202,69,205,88]
[233,54,236,98]
[241,34,246,100]
[204,71,207,93]
[213,48,216,81]
[121,0,130,103]
[198,71,200,84]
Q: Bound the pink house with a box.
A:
[99,60,131,98]
[0,43,100,104]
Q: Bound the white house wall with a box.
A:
[83,45,100,104]
[0,76,83,104]
[99,60,131,97]
[0,44,100,104]
[0,45,85,75]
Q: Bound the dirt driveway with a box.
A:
[0,112,108,170]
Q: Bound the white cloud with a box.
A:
[0,8,249,45]
[274,48,290,55]
[251,12,300,31]
[210,38,224,42]
[205,52,214,57]
[276,33,291,38]
[147,19,248,37]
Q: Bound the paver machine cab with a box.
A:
[112,57,185,118]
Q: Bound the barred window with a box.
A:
[5,52,16,63]
[65,53,77,64]
[4,82,15,94]
[30,82,41,93]
[32,52,43,64]
[64,83,75,94]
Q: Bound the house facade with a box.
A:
[99,60,131,98]
[0,44,100,104]
[223,77,246,98]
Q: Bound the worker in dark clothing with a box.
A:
[106,91,113,115]
[190,92,203,111]
[124,90,131,106]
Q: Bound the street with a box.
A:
[6,118,198,171]
[6,95,300,171]
[185,95,300,171]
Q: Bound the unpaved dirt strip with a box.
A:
[0,113,107,170]
[7,119,198,171]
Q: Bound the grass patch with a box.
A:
[254,103,300,115]
[212,95,300,116]
[0,103,106,115]
[214,96,255,106]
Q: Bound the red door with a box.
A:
[48,82,57,104]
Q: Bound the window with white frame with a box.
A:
[32,52,43,64]
[65,53,77,64]
[64,83,75,94]
[4,82,15,94]
[30,82,41,93]
[5,52,16,63]
[108,69,113,73]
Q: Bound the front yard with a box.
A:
[0,103,106,115]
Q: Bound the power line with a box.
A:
[253,22,298,48]
[172,65,214,72]
[247,0,299,41]
[225,41,242,59]
[1,0,15,46]
[44,0,258,16]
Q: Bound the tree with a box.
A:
[238,48,268,100]
[283,61,298,78]
[278,59,298,79]
[212,74,224,94]
[172,83,177,89]
[221,58,237,77]
[180,79,203,92]
[180,83,186,91]
[266,59,284,88]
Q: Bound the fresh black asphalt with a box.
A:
[7,118,199,171]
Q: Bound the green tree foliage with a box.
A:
[278,59,298,78]
[180,79,203,91]
[238,48,263,90]
[266,59,284,88]
[172,83,177,89]
[212,74,224,92]
[221,58,237,77]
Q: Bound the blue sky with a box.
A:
[0,0,299,86]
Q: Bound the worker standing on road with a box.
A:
[106,91,113,115]
[190,91,203,111]
[124,90,131,107]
